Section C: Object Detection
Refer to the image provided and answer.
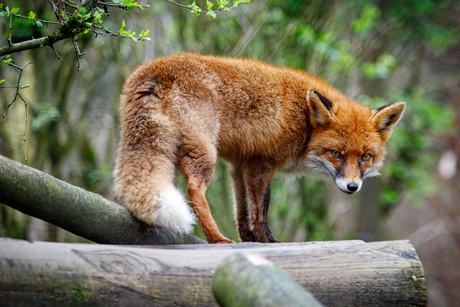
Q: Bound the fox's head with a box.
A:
[305,90,405,195]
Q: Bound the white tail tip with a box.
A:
[152,188,195,234]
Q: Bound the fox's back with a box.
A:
[121,53,366,164]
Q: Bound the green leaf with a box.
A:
[10,7,19,14]
[35,20,43,27]
[140,29,151,40]
[1,57,12,67]
[0,79,5,84]
[207,9,216,20]
[189,0,201,14]
[28,11,36,20]
[206,0,213,9]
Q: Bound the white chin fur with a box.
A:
[153,188,196,234]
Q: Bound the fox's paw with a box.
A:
[214,239,235,244]
[208,235,234,244]
[252,225,281,243]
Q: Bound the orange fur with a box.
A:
[114,53,405,243]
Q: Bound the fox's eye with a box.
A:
[361,153,372,161]
[331,150,342,158]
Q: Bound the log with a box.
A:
[213,253,324,307]
[0,238,427,306]
[0,154,205,245]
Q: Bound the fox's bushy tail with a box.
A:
[113,93,195,234]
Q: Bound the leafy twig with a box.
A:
[99,1,150,11]
[163,0,250,20]
[1,60,34,161]
[13,12,58,25]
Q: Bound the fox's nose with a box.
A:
[347,182,359,192]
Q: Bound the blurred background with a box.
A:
[0,0,459,305]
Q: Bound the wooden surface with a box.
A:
[0,154,205,245]
[0,238,427,306]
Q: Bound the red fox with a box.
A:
[114,53,405,244]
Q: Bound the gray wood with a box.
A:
[213,253,325,307]
[0,154,205,245]
[0,238,427,306]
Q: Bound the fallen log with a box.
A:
[0,154,204,245]
[0,238,427,306]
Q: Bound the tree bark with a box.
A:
[0,239,427,306]
[0,154,205,245]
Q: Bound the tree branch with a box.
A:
[0,0,101,57]
[0,154,206,245]
[0,32,66,57]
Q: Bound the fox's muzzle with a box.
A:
[335,178,362,195]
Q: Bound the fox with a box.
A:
[113,53,405,244]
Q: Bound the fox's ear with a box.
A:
[307,90,336,128]
[372,102,406,141]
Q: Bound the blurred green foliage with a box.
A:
[0,0,458,243]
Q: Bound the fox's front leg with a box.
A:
[230,165,255,242]
[243,159,280,243]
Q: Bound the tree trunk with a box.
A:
[0,154,205,245]
[0,238,427,306]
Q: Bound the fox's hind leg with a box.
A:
[230,165,256,242]
[179,136,234,244]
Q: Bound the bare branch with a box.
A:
[1,61,34,161]
[72,37,86,71]
[8,14,13,45]
[0,32,71,57]
[64,1,78,9]
[49,43,62,60]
